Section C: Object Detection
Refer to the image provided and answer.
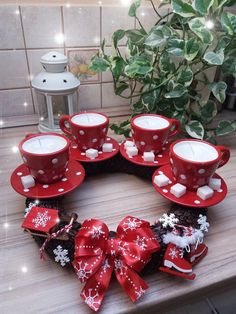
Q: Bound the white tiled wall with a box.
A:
[0,4,159,122]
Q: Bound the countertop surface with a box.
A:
[0,113,236,314]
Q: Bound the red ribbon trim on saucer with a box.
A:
[73,216,160,311]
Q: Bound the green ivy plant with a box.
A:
[90,0,236,142]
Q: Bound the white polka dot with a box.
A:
[163,189,168,193]
[217,189,223,193]
[76,172,82,176]
[194,200,201,204]
[52,158,58,164]
[17,172,23,176]
[92,138,98,143]
[129,156,133,159]
[169,180,172,184]
[162,147,166,151]
[112,148,116,151]
[24,189,29,192]
[180,174,186,180]
[157,154,163,158]
[38,170,44,174]
[61,178,67,182]
[107,138,111,141]
[198,169,206,174]
[43,185,49,188]
[52,175,58,180]
[72,145,77,149]
[170,158,173,164]
[166,141,169,144]
[81,152,86,156]
[98,151,103,154]
[158,171,163,175]
[66,168,69,172]
[140,141,145,146]
[154,161,158,164]
[79,130,85,135]
[153,135,158,140]
[58,188,64,192]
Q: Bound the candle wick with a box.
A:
[188,143,195,158]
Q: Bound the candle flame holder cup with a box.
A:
[18,133,70,184]
[59,112,109,152]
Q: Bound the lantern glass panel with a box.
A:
[51,95,69,124]
[37,93,48,127]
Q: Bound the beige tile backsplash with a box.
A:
[0,4,158,122]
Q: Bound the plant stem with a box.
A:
[150,0,161,18]
[135,15,145,29]
[155,11,173,25]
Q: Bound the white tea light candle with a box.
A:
[22,135,67,154]
[133,115,169,130]
[71,113,106,126]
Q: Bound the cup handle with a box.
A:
[59,115,72,138]
[216,146,230,168]
[168,119,181,138]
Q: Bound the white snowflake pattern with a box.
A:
[197,214,210,232]
[114,258,127,275]
[159,213,179,228]
[134,236,147,251]
[82,288,101,311]
[101,258,111,273]
[32,210,51,228]
[74,260,92,282]
[122,218,142,232]
[24,202,35,217]
[53,245,70,266]
[169,247,178,259]
[88,225,105,239]
[135,287,146,299]
[117,240,129,256]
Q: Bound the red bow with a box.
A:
[73,216,160,311]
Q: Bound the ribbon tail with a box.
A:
[81,257,113,312]
[115,265,148,303]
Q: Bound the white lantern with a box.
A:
[32,51,80,132]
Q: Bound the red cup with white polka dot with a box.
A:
[59,112,109,152]
[169,139,230,190]
[18,133,70,184]
[131,114,180,154]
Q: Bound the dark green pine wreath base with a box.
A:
[25,152,208,274]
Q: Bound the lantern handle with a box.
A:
[59,115,73,138]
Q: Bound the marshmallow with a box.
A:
[209,178,221,191]
[197,185,214,200]
[102,143,113,153]
[154,174,170,187]
[126,146,138,157]
[21,175,35,189]
[143,152,155,162]
[86,148,98,159]
[124,140,134,149]
[170,183,186,198]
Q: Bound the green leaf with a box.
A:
[208,81,227,103]
[185,120,204,139]
[177,67,193,87]
[145,26,172,48]
[222,56,236,77]
[221,11,236,36]
[110,57,125,80]
[193,0,214,15]
[167,39,185,56]
[199,100,217,124]
[188,18,213,44]
[126,29,147,46]
[128,0,141,17]
[142,87,160,111]
[89,56,110,72]
[115,81,129,95]
[203,50,224,65]
[204,130,217,145]
[124,55,152,78]
[159,52,176,73]
[165,84,187,98]
[173,94,190,111]
[112,29,125,49]
[184,38,200,61]
[171,0,196,17]
[216,120,236,136]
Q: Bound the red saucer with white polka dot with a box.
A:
[120,138,171,167]
[152,165,227,208]
[10,160,85,199]
[69,137,119,163]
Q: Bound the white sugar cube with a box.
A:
[209,178,221,191]
[170,183,186,198]
[126,146,138,157]
[102,143,113,153]
[21,175,35,189]
[197,185,214,200]
[124,140,134,149]
[154,174,170,187]
[143,152,155,162]
[86,148,98,159]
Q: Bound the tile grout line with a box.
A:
[60,5,66,55]
[18,5,36,114]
